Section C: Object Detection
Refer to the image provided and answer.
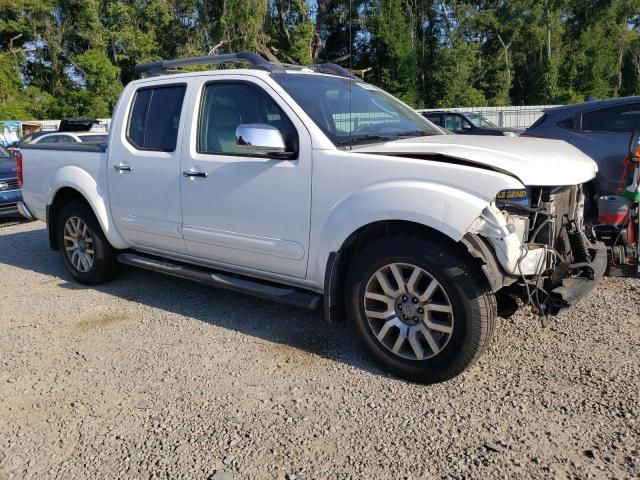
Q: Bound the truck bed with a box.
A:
[20,142,108,222]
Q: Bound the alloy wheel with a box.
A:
[363,262,454,360]
[63,216,95,273]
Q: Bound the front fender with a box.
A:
[48,166,129,249]
[309,177,523,285]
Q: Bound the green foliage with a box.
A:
[367,0,418,105]
[0,0,639,119]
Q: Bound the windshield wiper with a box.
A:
[336,134,394,147]
[393,130,434,139]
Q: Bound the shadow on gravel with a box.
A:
[0,224,383,377]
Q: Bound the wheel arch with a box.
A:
[322,219,494,322]
[47,180,128,251]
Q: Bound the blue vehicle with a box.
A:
[0,144,23,218]
[524,96,640,203]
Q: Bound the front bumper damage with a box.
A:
[467,194,606,317]
[546,241,607,314]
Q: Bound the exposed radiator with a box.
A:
[529,185,582,256]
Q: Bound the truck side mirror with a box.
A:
[235,124,294,159]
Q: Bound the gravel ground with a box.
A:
[1,219,639,480]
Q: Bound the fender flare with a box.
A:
[47,166,129,250]
[309,179,522,285]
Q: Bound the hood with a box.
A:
[489,126,524,134]
[0,155,17,178]
[353,135,597,186]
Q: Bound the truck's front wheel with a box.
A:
[345,235,496,384]
[57,200,121,285]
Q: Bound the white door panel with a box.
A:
[108,82,188,253]
[180,77,312,278]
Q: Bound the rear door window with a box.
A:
[581,104,640,133]
[127,85,186,151]
[556,116,574,130]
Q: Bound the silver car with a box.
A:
[524,96,640,205]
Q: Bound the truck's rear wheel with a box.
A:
[57,200,121,285]
[345,235,496,384]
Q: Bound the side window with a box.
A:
[57,135,76,143]
[445,114,471,132]
[581,104,640,133]
[198,82,297,156]
[38,135,59,144]
[425,114,442,126]
[127,85,186,151]
[556,116,574,130]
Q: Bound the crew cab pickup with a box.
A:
[18,52,606,383]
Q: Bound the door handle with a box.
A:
[183,169,208,178]
[113,164,132,172]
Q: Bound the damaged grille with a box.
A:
[528,185,583,256]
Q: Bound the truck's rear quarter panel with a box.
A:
[20,143,107,221]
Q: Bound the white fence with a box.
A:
[417,105,560,129]
[21,105,558,134]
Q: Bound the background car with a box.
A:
[421,110,524,136]
[523,96,640,202]
[5,131,52,155]
[0,144,23,218]
[30,132,109,145]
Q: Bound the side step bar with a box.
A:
[117,252,321,310]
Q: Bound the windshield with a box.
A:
[466,113,497,128]
[274,73,440,146]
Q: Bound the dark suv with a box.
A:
[0,144,22,218]
[524,96,640,198]
[421,111,523,136]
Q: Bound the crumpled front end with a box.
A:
[466,184,606,316]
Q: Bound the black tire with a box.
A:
[57,200,121,285]
[345,235,496,384]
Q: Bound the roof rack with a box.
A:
[134,51,362,82]
[134,51,285,76]
[304,63,363,82]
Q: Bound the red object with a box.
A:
[629,216,637,245]
[599,213,628,226]
[15,151,23,188]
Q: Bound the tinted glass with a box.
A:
[274,74,438,146]
[556,116,574,130]
[57,135,76,143]
[581,104,640,133]
[0,145,9,158]
[424,113,442,126]
[198,83,297,155]
[127,85,186,151]
[128,88,151,147]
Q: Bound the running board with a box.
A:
[117,252,321,310]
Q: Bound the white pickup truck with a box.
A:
[18,52,606,383]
